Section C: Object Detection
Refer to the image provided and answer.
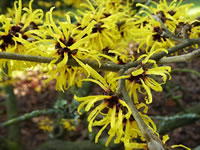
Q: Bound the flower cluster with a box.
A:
[74,76,156,149]
[126,49,171,104]
[0,0,44,75]
[38,117,77,132]
[133,0,200,53]
[38,117,53,132]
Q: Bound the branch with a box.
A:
[194,145,200,150]
[152,15,183,42]
[124,37,200,69]
[0,52,53,63]
[0,52,122,72]
[159,48,200,64]
[35,140,108,150]
[119,73,165,150]
[3,64,21,145]
[152,38,200,60]
[0,109,56,128]
[4,84,21,144]
[171,68,200,78]
[155,103,200,134]
[1,38,200,72]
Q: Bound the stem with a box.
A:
[152,38,200,60]
[153,15,183,42]
[1,38,200,72]
[0,52,54,63]
[4,84,21,145]
[0,109,55,128]
[172,68,200,77]
[124,38,200,69]
[157,103,200,134]
[0,52,122,72]
[159,48,200,64]
[120,75,165,150]
[3,64,21,146]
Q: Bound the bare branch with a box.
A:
[172,68,200,77]
[152,15,183,42]
[159,48,200,64]
[124,37,200,69]
[155,103,200,134]
[119,72,165,150]
[1,38,200,72]
[0,109,56,128]
[0,52,122,72]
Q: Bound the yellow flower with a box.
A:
[127,65,171,104]
[74,66,158,148]
[44,65,87,91]
[0,0,45,75]
[0,0,44,53]
[126,50,171,104]
[137,0,193,26]
[75,94,132,146]
[132,15,176,53]
[133,0,200,52]
[74,0,128,51]
[123,119,147,150]
[38,117,53,132]
[75,87,158,148]
[122,103,157,150]
[61,119,76,131]
[42,8,101,91]
[73,69,130,146]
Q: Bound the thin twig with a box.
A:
[159,48,200,64]
[1,37,200,72]
[0,109,56,128]
[123,38,200,69]
[0,52,122,72]
[172,68,200,78]
[116,68,125,96]
[119,73,165,150]
[152,15,183,42]
[0,52,54,63]
[157,103,200,134]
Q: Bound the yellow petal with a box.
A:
[77,100,90,114]
[162,135,169,144]
[95,123,109,143]
[145,77,162,92]
[14,0,22,24]
[171,145,191,150]
[110,106,116,128]
[140,79,152,104]
[74,95,110,101]
[136,103,148,114]
[131,68,144,76]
